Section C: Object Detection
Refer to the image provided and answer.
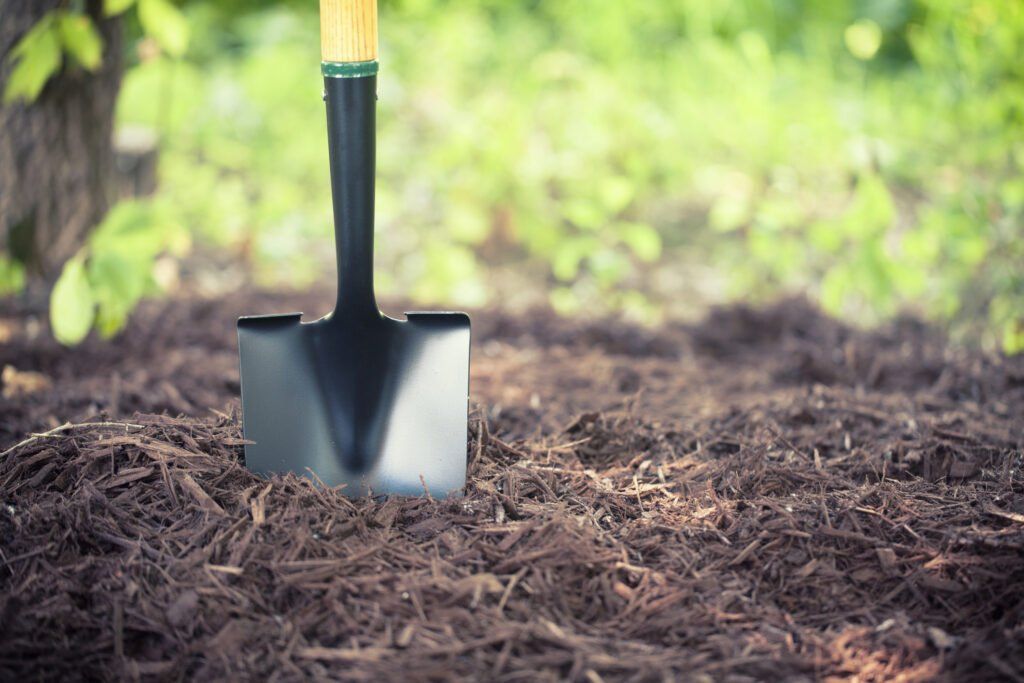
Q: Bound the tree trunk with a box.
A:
[0,0,123,282]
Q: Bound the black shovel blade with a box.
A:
[237,310,470,497]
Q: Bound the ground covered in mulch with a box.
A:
[1,293,1022,681]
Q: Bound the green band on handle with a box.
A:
[322,60,379,78]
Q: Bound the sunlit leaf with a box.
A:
[619,290,660,325]
[845,19,883,61]
[999,178,1024,209]
[95,300,131,339]
[599,176,635,214]
[619,222,661,262]
[552,246,583,282]
[900,225,940,265]
[447,201,490,245]
[820,267,852,316]
[0,257,26,296]
[1003,320,1024,355]
[3,15,61,103]
[415,243,487,306]
[104,0,136,17]
[90,199,181,260]
[564,199,605,231]
[737,30,772,70]
[891,262,927,298]
[549,287,580,315]
[551,237,597,281]
[710,197,749,233]
[808,220,844,253]
[50,256,96,346]
[843,174,895,237]
[116,57,204,135]
[57,13,104,71]
[89,251,149,312]
[138,0,189,58]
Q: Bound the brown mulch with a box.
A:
[1,293,1022,681]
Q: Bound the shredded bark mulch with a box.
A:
[1,294,1022,681]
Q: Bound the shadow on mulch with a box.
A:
[0,294,1022,681]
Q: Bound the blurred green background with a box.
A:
[8,0,1024,351]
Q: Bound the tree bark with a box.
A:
[0,0,123,281]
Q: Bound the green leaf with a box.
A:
[138,0,189,58]
[1000,178,1024,210]
[808,219,845,253]
[50,256,96,346]
[447,200,489,245]
[709,196,749,233]
[90,250,146,339]
[551,237,597,281]
[1003,320,1024,356]
[0,257,26,296]
[549,287,580,315]
[564,199,605,231]
[103,0,136,17]
[845,19,883,61]
[89,251,149,310]
[820,266,852,316]
[3,15,62,104]
[92,200,160,241]
[90,199,182,259]
[842,174,895,237]
[414,243,487,306]
[598,176,635,214]
[619,222,662,262]
[57,13,104,72]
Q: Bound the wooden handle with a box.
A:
[320,0,378,63]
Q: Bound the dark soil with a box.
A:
[1,293,1022,681]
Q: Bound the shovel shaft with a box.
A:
[320,0,378,63]
[325,74,378,317]
[322,1,379,316]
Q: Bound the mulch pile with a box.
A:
[1,294,1022,681]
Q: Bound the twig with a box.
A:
[1,421,146,459]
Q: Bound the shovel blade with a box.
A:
[237,311,470,497]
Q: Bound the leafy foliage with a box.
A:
[0,257,26,297]
[49,200,188,345]
[9,0,1024,351]
[2,0,189,103]
[49,256,95,346]
[56,13,104,71]
[3,14,63,103]
[137,0,191,58]
[3,0,191,344]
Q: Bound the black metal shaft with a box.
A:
[325,75,378,317]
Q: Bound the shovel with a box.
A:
[237,0,471,498]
